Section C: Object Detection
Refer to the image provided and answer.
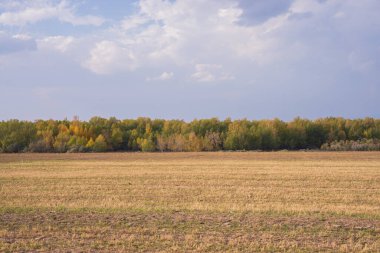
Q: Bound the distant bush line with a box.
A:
[321,139,380,151]
[0,117,380,153]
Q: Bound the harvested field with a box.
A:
[0,152,379,252]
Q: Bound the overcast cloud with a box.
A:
[0,0,379,121]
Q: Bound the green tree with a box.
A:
[93,134,107,152]
[140,138,155,152]
[0,120,36,153]
[305,122,326,149]
[285,118,308,149]
[224,120,252,150]
[110,127,124,150]
[86,138,95,150]
[53,124,70,152]
[253,123,278,150]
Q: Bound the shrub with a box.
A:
[321,139,380,151]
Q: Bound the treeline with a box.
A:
[0,117,379,153]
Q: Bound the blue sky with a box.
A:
[0,0,379,121]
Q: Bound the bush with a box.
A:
[29,139,53,152]
[321,139,380,151]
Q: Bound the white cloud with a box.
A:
[38,36,74,52]
[289,0,321,14]
[0,0,105,26]
[192,64,234,82]
[0,32,36,54]
[59,12,104,27]
[3,0,380,93]
[159,71,174,80]
[147,71,174,81]
[0,6,56,26]
[218,8,243,23]
[121,15,150,31]
[138,0,173,21]
[1,0,380,119]
[83,40,137,74]
[12,33,32,40]
[84,0,257,75]
[192,64,219,82]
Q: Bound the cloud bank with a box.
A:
[0,0,379,120]
[0,0,104,26]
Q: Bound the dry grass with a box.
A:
[0,152,379,252]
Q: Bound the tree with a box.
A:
[156,135,168,152]
[110,127,124,150]
[140,138,155,152]
[127,129,139,151]
[53,124,70,152]
[224,120,252,150]
[53,132,70,152]
[0,120,36,153]
[203,131,222,151]
[167,134,186,151]
[67,136,88,152]
[0,117,379,153]
[305,123,326,149]
[252,123,278,150]
[86,138,95,150]
[187,132,202,151]
[285,118,307,149]
[29,128,54,152]
[93,135,107,152]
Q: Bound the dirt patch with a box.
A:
[1,151,380,163]
[1,210,379,252]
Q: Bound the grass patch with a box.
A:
[1,152,379,251]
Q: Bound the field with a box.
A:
[0,152,379,252]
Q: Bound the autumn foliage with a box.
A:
[0,117,379,152]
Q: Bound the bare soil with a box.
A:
[1,210,379,252]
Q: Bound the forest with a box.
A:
[0,117,379,153]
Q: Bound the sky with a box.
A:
[0,0,379,121]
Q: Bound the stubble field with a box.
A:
[0,152,379,252]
